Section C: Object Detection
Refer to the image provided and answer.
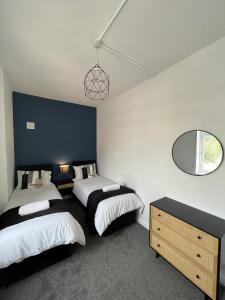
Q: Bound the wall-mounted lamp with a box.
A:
[59,164,69,174]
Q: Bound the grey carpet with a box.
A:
[0,198,204,300]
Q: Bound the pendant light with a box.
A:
[84,0,156,100]
[84,48,109,100]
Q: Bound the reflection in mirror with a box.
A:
[172,130,223,175]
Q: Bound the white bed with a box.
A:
[73,175,144,236]
[0,183,85,269]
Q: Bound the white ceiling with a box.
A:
[0,0,225,107]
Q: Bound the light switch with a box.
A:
[26,122,35,130]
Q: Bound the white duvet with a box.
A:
[4,184,62,212]
[0,212,85,269]
[73,176,144,235]
[0,184,85,269]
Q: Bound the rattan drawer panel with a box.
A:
[151,233,216,299]
[151,218,217,274]
[151,206,218,255]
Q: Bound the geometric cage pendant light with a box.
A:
[84,49,109,100]
[84,0,156,100]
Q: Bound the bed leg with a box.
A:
[156,252,160,259]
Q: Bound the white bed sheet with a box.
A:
[73,176,113,207]
[4,183,62,212]
[73,176,144,235]
[0,212,85,269]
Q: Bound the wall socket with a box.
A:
[26,122,35,130]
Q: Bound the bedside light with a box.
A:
[59,164,69,174]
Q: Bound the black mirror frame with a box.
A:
[172,130,224,176]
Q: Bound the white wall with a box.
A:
[97,37,225,229]
[0,67,14,212]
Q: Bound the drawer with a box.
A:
[57,183,73,190]
[151,206,219,255]
[151,233,216,299]
[151,218,217,274]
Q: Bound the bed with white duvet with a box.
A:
[0,184,85,270]
[73,175,144,236]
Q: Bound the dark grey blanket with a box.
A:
[0,199,74,230]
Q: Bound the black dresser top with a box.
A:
[151,197,225,239]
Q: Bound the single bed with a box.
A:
[0,165,85,287]
[72,161,144,236]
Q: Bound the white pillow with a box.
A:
[17,170,24,188]
[73,164,97,179]
[85,163,97,177]
[17,170,44,189]
[42,170,52,185]
[29,171,40,186]
[73,166,83,180]
[17,170,41,188]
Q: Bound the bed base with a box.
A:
[103,210,137,236]
[86,209,137,236]
[0,244,76,288]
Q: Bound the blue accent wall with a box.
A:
[13,92,96,167]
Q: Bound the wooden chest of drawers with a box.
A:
[149,198,225,300]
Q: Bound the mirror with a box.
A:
[172,130,223,176]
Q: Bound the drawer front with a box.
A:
[58,183,73,190]
[151,218,217,274]
[151,206,219,255]
[151,233,216,299]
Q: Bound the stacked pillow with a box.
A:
[17,170,52,190]
[73,163,97,180]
